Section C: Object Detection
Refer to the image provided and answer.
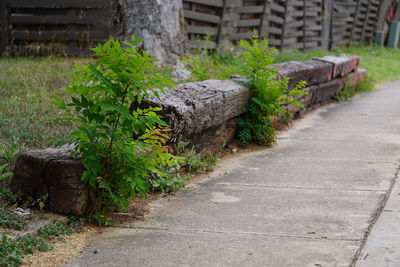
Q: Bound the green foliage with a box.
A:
[0,233,23,267]
[236,36,307,146]
[38,221,73,240]
[17,235,52,254]
[182,50,241,81]
[335,76,376,102]
[56,35,185,224]
[174,140,218,174]
[0,164,13,181]
[0,207,26,230]
[0,221,74,266]
[0,188,19,204]
[0,188,25,231]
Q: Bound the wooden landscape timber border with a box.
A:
[10,54,365,216]
[183,0,381,51]
[0,0,116,56]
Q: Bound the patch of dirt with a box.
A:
[21,226,98,267]
[109,192,168,226]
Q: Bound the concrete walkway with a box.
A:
[67,81,400,267]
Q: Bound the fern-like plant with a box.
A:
[237,36,307,146]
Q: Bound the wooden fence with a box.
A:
[0,0,115,56]
[183,0,381,51]
[0,0,386,56]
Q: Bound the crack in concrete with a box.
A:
[216,183,387,192]
[254,156,397,165]
[113,225,361,242]
[279,137,356,142]
[350,163,400,267]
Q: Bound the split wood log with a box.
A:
[142,79,251,138]
[10,146,88,215]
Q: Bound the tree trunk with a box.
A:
[118,0,186,65]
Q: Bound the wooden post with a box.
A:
[350,0,361,45]
[395,3,400,21]
[217,0,239,50]
[279,0,289,51]
[259,0,272,40]
[303,0,306,51]
[360,0,372,44]
[0,0,9,56]
[377,0,391,31]
[322,0,332,50]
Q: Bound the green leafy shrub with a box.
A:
[38,221,73,240]
[56,36,185,224]
[0,164,13,181]
[0,187,26,231]
[0,188,19,204]
[17,235,52,254]
[0,221,74,266]
[236,36,307,146]
[335,76,375,102]
[0,207,26,230]
[0,233,23,267]
[173,140,218,174]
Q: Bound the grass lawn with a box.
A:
[0,57,88,170]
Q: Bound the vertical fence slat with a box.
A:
[259,0,271,40]
[395,3,400,21]
[377,0,391,31]
[360,0,372,43]
[217,0,239,49]
[302,0,306,50]
[322,0,333,50]
[217,0,229,48]
[0,0,9,56]
[280,0,288,51]
[350,0,361,45]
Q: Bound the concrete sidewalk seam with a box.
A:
[351,163,400,266]
[216,183,387,192]
[114,226,362,242]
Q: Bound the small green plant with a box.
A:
[17,235,52,254]
[0,164,13,181]
[0,221,74,266]
[0,207,26,230]
[2,143,20,162]
[0,187,26,231]
[236,36,307,146]
[0,233,23,266]
[335,76,375,102]
[173,140,218,173]
[56,35,185,224]
[0,188,19,204]
[38,221,73,240]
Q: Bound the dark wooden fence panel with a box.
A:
[183,0,382,51]
[0,0,115,56]
[0,0,386,56]
[0,1,10,56]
